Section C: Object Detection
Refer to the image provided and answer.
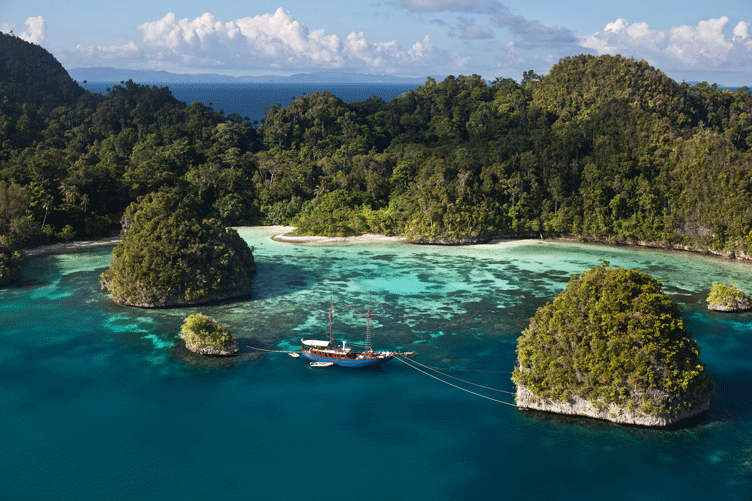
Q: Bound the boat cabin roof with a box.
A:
[301,339,331,348]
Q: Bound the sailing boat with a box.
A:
[300,293,416,368]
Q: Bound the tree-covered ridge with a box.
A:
[100,192,255,307]
[512,264,714,417]
[0,32,85,109]
[2,37,752,269]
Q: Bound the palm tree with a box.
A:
[40,195,53,229]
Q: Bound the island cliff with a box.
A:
[512,264,714,427]
[100,192,256,308]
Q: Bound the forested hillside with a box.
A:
[2,32,752,282]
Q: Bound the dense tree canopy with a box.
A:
[2,33,752,286]
[512,264,714,417]
[100,192,255,307]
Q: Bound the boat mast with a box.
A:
[365,291,371,352]
[346,290,372,352]
[313,296,334,345]
[329,295,333,344]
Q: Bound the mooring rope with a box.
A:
[416,363,513,374]
[246,346,299,354]
[405,357,517,396]
[396,356,518,407]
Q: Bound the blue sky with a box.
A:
[2,0,751,85]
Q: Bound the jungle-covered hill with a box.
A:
[2,31,752,278]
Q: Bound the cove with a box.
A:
[1,226,751,500]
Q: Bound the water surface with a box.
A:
[1,228,751,500]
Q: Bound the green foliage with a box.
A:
[181,313,238,353]
[4,45,752,252]
[706,281,751,307]
[0,32,85,109]
[512,264,714,416]
[0,244,23,285]
[100,192,256,307]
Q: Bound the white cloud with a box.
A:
[57,8,457,75]
[581,17,752,73]
[733,21,750,40]
[20,16,47,45]
[0,23,15,34]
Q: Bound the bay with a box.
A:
[83,83,420,123]
[1,227,751,500]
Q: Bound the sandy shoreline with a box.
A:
[23,236,121,256]
[272,230,407,244]
[270,228,549,247]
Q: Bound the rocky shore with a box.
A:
[515,385,711,427]
[707,298,752,312]
[184,341,239,356]
[99,282,253,308]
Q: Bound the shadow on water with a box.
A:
[516,406,715,436]
[249,260,324,301]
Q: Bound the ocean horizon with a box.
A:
[83,82,421,123]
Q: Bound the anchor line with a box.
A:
[246,346,299,354]
[395,356,518,407]
[405,357,517,396]
[374,330,513,375]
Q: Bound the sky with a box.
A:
[1,0,751,85]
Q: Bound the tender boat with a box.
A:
[309,361,334,367]
[288,352,300,358]
[300,293,416,368]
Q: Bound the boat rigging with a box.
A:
[300,292,416,368]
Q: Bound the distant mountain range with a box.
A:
[67,67,433,85]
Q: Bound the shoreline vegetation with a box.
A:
[4,32,752,280]
[19,225,752,262]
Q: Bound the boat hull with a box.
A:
[301,351,394,368]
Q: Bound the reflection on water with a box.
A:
[1,227,751,500]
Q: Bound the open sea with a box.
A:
[84,82,420,123]
[2,227,752,500]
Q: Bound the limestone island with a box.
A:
[181,313,238,356]
[512,263,714,427]
[100,192,256,308]
[706,281,752,312]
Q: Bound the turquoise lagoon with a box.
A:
[1,227,751,500]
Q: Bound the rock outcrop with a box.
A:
[184,341,239,356]
[516,385,711,427]
[706,281,752,312]
[181,313,239,356]
[100,192,255,308]
[708,298,752,312]
[512,264,714,427]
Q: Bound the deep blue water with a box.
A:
[84,83,419,123]
[2,228,752,500]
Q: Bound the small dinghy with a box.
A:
[310,361,334,367]
[288,352,300,358]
